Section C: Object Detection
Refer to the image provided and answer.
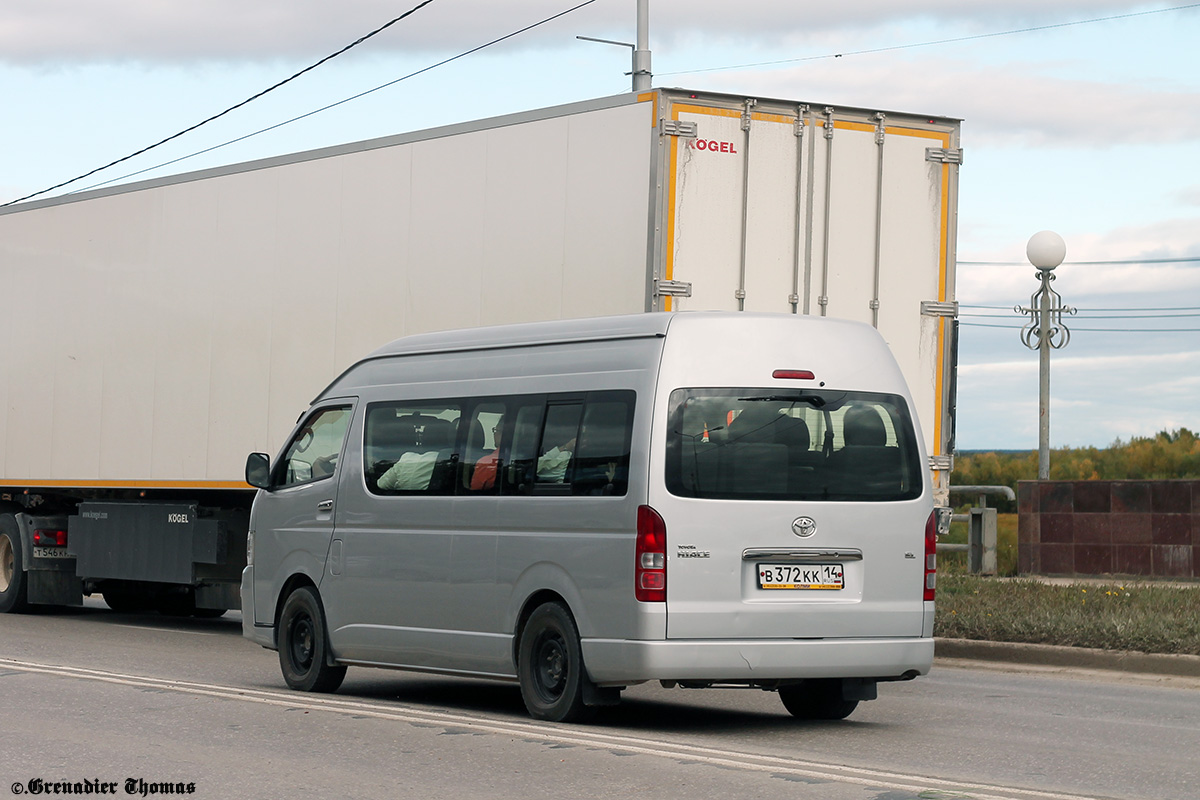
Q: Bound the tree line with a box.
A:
[951,428,1200,512]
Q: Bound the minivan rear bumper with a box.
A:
[581,637,934,684]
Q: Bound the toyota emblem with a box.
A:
[791,516,817,538]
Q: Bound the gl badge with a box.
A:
[791,516,817,538]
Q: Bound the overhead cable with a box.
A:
[960,257,1200,266]
[960,312,1200,320]
[961,322,1200,333]
[961,304,1200,311]
[68,0,599,196]
[2,1,443,206]
[659,3,1200,76]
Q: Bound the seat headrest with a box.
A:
[843,406,887,447]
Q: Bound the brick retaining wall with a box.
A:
[1017,480,1200,578]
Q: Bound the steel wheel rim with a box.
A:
[289,614,316,671]
[0,535,12,593]
[533,631,568,702]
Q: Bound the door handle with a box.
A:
[317,499,334,511]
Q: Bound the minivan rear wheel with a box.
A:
[779,679,859,720]
[278,585,346,693]
[518,602,594,722]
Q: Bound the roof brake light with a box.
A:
[772,369,815,380]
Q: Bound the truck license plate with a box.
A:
[757,563,843,590]
[33,546,71,560]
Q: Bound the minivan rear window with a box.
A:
[665,388,922,502]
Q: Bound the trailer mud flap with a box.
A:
[27,569,83,606]
[7,513,80,606]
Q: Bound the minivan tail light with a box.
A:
[636,505,666,603]
[924,510,938,601]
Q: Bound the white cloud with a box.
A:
[0,0,1162,64]
[698,56,1200,147]
[954,354,1200,448]
[960,349,1200,376]
[958,259,1200,306]
[1177,186,1200,207]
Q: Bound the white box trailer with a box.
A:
[0,88,960,614]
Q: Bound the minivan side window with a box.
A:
[274,405,352,488]
[535,402,583,488]
[360,391,635,498]
[460,401,507,494]
[503,400,547,495]
[572,396,633,496]
[364,402,462,495]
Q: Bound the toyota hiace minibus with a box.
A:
[242,312,941,722]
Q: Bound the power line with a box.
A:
[962,305,1200,311]
[960,257,1200,265]
[69,0,599,196]
[961,312,1200,319]
[1071,307,1200,312]
[658,3,1200,77]
[961,322,1200,332]
[4,1,440,207]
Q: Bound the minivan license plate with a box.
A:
[757,564,843,590]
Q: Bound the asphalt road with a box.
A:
[1,601,1197,800]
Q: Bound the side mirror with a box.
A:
[246,453,272,489]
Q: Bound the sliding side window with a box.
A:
[364,402,462,495]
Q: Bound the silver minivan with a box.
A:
[242,312,939,722]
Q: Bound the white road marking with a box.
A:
[108,623,221,636]
[0,657,1108,800]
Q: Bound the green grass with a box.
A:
[934,570,1200,655]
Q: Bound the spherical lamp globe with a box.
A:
[1027,230,1067,270]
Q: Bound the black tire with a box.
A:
[518,602,594,722]
[779,679,860,721]
[0,514,30,614]
[192,607,228,619]
[277,586,346,693]
[101,582,155,613]
[155,588,198,617]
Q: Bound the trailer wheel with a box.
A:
[151,589,226,617]
[101,582,155,613]
[155,588,198,617]
[0,514,30,614]
[517,601,594,722]
[193,608,227,619]
[277,586,346,693]
[778,680,859,721]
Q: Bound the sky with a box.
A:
[2,0,1198,452]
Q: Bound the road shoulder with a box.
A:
[935,637,1200,687]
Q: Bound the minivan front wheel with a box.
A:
[277,585,346,693]
[779,679,859,720]
[518,602,593,722]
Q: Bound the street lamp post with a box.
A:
[1016,231,1076,480]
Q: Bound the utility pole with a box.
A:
[578,0,652,93]
[633,0,652,91]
